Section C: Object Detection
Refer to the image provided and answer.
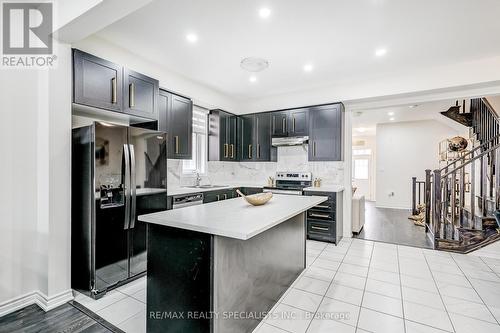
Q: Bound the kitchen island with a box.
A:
[138,194,327,333]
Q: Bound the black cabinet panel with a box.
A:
[208,109,237,161]
[73,49,123,112]
[271,111,289,137]
[309,104,344,161]
[157,89,171,133]
[289,108,309,137]
[255,113,271,161]
[167,93,193,159]
[123,68,159,119]
[202,189,235,203]
[240,115,255,161]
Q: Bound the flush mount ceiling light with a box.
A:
[186,33,198,43]
[303,63,313,72]
[249,75,257,83]
[259,7,271,18]
[375,48,387,57]
[240,57,269,72]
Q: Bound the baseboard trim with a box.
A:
[0,289,74,317]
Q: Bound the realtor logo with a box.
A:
[2,2,53,54]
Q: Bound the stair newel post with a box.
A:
[425,169,432,233]
[481,154,488,217]
[470,148,476,229]
[496,146,500,211]
[433,170,442,240]
[412,177,417,215]
[451,170,457,239]
[443,167,450,239]
[459,162,465,230]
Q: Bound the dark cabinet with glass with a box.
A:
[158,89,193,160]
[208,109,238,161]
[308,104,344,161]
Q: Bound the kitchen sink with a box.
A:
[183,185,228,189]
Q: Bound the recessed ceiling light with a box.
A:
[356,127,366,133]
[375,48,387,57]
[389,117,395,121]
[387,112,395,116]
[259,7,271,18]
[249,75,257,83]
[186,33,198,43]
[303,64,313,72]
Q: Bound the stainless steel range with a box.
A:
[263,172,312,195]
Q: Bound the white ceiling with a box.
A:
[95,0,500,101]
[351,99,466,136]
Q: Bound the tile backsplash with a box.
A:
[168,145,344,187]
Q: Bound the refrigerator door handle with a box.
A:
[129,144,137,229]
[123,144,131,230]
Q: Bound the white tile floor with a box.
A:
[74,238,500,333]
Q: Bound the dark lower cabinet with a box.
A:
[158,89,193,160]
[304,191,343,244]
[308,104,344,161]
[202,189,236,203]
[123,68,159,119]
[73,49,123,112]
[239,187,263,196]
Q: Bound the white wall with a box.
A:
[376,120,459,209]
[73,35,242,113]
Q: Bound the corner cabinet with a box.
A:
[73,49,159,121]
[308,104,344,161]
[208,109,238,161]
[158,89,193,160]
[239,113,272,162]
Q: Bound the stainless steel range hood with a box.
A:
[272,136,309,147]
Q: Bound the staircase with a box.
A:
[420,98,500,253]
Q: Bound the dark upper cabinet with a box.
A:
[123,68,159,119]
[288,108,309,137]
[254,113,271,161]
[73,49,123,112]
[208,109,237,161]
[239,113,272,162]
[271,111,289,137]
[308,104,344,161]
[239,115,255,161]
[168,94,193,159]
[158,89,193,159]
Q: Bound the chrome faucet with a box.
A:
[195,172,202,187]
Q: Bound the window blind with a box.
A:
[192,105,208,134]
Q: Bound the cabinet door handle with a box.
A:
[313,141,317,157]
[224,143,228,158]
[311,226,329,231]
[129,83,135,107]
[316,205,330,209]
[230,144,235,158]
[310,213,331,219]
[273,116,276,132]
[216,195,220,201]
[175,136,179,154]
[111,78,117,104]
[257,144,261,159]
[282,118,286,133]
[223,194,228,200]
[292,117,296,132]
[248,144,252,159]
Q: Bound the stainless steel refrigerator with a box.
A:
[72,122,167,298]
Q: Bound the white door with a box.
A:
[352,150,373,200]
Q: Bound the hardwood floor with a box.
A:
[353,201,433,249]
[0,302,122,333]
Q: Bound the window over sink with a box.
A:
[183,106,208,174]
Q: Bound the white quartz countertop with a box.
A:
[303,185,345,193]
[167,183,265,196]
[139,194,328,240]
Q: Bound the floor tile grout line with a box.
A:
[303,239,357,333]
[354,240,375,332]
[450,253,500,326]
[396,245,407,333]
[422,251,457,332]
